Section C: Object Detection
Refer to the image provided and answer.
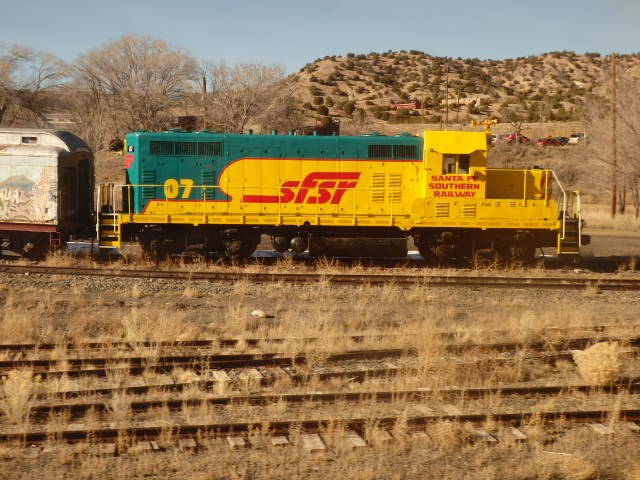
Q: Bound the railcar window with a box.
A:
[150,141,173,155]
[21,136,37,144]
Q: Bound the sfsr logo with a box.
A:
[242,172,361,204]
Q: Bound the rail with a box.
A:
[0,264,638,291]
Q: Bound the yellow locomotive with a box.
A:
[97,126,586,261]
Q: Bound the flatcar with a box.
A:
[96,127,587,261]
[0,128,94,257]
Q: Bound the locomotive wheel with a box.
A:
[223,230,260,260]
[141,238,167,261]
[416,242,436,263]
[492,245,512,267]
[512,245,536,261]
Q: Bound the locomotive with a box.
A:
[96,126,587,262]
[0,128,94,257]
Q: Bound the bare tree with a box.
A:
[0,44,68,126]
[73,34,197,145]
[583,75,640,217]
[201,62,295,133]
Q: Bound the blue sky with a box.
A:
[2,0,639,73]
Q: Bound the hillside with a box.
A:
[291,50,640,133]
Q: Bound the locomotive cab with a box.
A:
[423,130,488,200]
[412,129,583,261]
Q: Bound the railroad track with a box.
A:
[17,380,640,422]
[1,333,635,377]
[0,325,621,358]
[2,407,639,447]
[1,264,638,290]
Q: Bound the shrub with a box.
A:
[572,342,621,385]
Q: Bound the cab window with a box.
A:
[442,154,470,174]
[443,154,456,174]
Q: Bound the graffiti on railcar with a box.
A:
[0,161,57,224]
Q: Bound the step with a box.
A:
[99,242,121,248]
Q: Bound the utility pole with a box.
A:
[201,75,207,129]
[444,59,449,129]
[611,53,617,218]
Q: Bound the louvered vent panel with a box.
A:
[434,203,450,217]
[175,142,197,155]
[150,141,172,155]
[462,204,477,217]
[371,172,385,203]
[201,171,216,200]
[141,171,156,200]
[387,173,402,203]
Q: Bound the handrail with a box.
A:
[95,184,101,240]
[573,190,582,248]
[549,170,567,239]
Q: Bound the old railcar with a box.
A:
[0,128,94,257]
[96,128,586,261]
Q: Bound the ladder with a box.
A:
[96,183,122,248]
[557,190,586,256]
[98,213,121,248]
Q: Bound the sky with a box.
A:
[2,0,639,73]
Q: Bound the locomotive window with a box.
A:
[150,141,173,155]
[369,145,393,159]
[175,142,197,155]
[198,142,222,156]
[21,136,38,144]
[394,145,417,159]
[458,154,470,174]
[443,155,456,174]
[443,154,470,174]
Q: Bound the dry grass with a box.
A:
[582,203,640,232]
[0,369,38,428]
[1,262,640,478]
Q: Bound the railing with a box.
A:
[550,170,567,239]
[573,189,583,248]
